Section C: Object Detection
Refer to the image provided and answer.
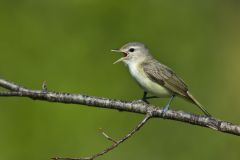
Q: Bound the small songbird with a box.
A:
[112,42,211,116]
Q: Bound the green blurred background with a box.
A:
[0,0,240,160]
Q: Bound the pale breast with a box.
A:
[128,63,171,97]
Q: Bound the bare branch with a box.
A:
[0,77,240,159]
[53,113,152,160]
[0,78,239,136]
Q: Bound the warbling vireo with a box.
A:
[112,42,211,116]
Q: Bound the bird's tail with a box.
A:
[187,91,211,117]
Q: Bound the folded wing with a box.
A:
[143,60,188,98]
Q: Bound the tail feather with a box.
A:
[187,91,211,117]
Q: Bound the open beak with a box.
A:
[111,49,128,64]
[111,49,121,52]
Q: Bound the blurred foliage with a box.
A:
[0,0,240,160]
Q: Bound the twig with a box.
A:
[53,113,152,160]
[99,128,117,144]
[42,80,48,92]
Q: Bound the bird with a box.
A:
[112,42,211,117]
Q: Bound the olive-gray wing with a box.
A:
[143,61,188,97]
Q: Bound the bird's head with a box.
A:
[112,42,152,65]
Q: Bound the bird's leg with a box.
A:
[141,91,149,104]
[145,96,158,99]
[161,95,175,116]
[141,92,159,104]
[142,92,159,100]
[132,92,150,104]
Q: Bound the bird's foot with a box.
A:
[141,98,150,104]
[161,104,170,118]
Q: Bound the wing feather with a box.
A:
[143,60,188,97]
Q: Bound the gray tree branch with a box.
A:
[1,77,240,159]
[0,78,239,136]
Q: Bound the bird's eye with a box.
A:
[129,48,135,52]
